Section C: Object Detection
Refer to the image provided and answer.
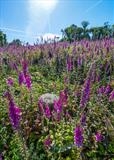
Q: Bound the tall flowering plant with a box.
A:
[74,125,84,147]
[4,91,21,130]
[80,78,91,108]
[66,55,73,72]
[5,75,22,130]
[18,60,32,90]
[53,89,68,121]
[9,100,21,130]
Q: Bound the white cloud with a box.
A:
[42,33,62,40]
[28,33,61,44]
[26,0,58,36]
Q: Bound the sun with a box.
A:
[36,0,58,11]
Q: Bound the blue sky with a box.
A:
[0,0,114,43]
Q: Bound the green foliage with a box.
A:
[0,30,7,46]
[61,21,114,41]
[10,39,22,46]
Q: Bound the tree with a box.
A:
[0,30,7,46]
[81,21,90,30]
[75,27,83,40]
[81,21,90,39]
[61,21,114,42]
[62,24,78,42]
[61,24,84,41]
[10,39,22,46]
[111,24,114,37]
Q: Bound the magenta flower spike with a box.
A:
[95,132,103,142]
[66,55,73,72]
[45,105,51,119]
[18,71,25,85]
[80,113,86,126]
[22,60,28,75]
[74,125,83,147]
[38,99,44,114]
[109,90,114,102]
[25,73,32,90]
[59,89,68,105]
[80,78,91,108]
[0,154,2,160]
[104,85,112,95]
[44,136,52,149]
[6,77,14,87]
[9,100,21,130]
[54,99,62,114]
[97,86,105,95]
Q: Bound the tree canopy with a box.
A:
[61,21,114,42]
[0,30,7,46]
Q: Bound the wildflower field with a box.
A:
[0,39,114,160]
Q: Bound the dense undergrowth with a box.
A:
[0,39,114,160]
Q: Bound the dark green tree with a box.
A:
[61,21,113,42]
[0,30,7,46]
[81,21,89,30]
[10,39,22,46]
[111,24,114,37]
[81,21,90,39]
[61,24,84,41]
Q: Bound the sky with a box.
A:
[0,0,114,44]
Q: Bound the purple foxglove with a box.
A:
[95,132,103,142]
[25,74,32,90]
[44,136,52,148]
[74,125,83,147]
[22,60,28,75]
[6,77,14,87]
[80,113,86,126]
[3,91,12,101]
[109,90,114,102]
[18,71,25,85]
[80,78,91,108]
[45,105,51,119]
[9,100,21,129]
[97,86,105,95]
[66,56,73,72]
[54,99,62,114]
[38,99,44,113]
[59,89,68,105]
[77,57,82,67]
[0,154,2,160]
[104,85,112,95]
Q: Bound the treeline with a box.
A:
[61,21,114,42]
[0,21,114,46]
[0,30,22,47]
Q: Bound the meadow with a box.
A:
[0,38,114,160]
